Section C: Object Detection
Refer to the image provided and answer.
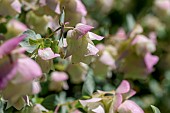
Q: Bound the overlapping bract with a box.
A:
[66,23,104,64]
[0,35,42,110]
[79,80,144,113]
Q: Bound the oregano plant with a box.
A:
[0,0,168,113]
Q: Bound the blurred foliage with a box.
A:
[0,0,170,113]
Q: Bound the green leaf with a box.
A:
[20,106,33,113]
[82,69,95,96]
[47,27,53,35]
[20,30,42,53]
[60,8,65,25]
[151,105,161,113]
[0,99,4,113]
[51,40,59,53]
[126,14,135,31]
[29,38,43,45]
[0,23,7,34]
[29,38,38,45]
[41,94,58,110]
[47,27,55,40]
[44,38,52,48]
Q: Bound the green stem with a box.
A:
[45,27,61,39]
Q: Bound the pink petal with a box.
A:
[113,94,123,111]
[11,0,22,13]
[86,43,99,56]
[124,89,136,99]
[75,23,94,36]
[54,106,60,113]
[92,105,105,113]
[51,71,68,82]
[38,48,60,60]
[32,81,41,94]
[73,110,82,113]
[63,82,69,90]
[9,19,28,32]
[155,0,170,11]
[0,35,27,58]
[79,98,102,107]
[81,16,87,24]
[117,100,144,113]
[88,32,104,41]
[131,35,148,45]
[75,0,87,16]
[116,80,130,94]
[99,51,115,67]
[96,44,105,51]
[39,0,46,6]
[11,47,27,54]
[116,28,127,39]
[144,52,159,73]
[149,32,157,44]
[14,58,42,83]
[0,61,18,89]
[55,2,61,14]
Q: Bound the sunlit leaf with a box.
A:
[82,69,95,96]
[41,94,58,110]
[151,105,161,113]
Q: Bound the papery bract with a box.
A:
[66,23,104,64]
[12,58,42,84]
[144,52,159,73]
[0,0,19,16]
[51,71,68,82]
[75,0,87,16]
[67,63,88,84]
[99,51,115,68]
[49,71,69,91]
[79,80,144,113]
[88,32,104,41]
[117,100,144,113]
[86,43,99,56]
[5,19,28,38]
[0,34,42,110]
[79,98,102,107]
[132,35,156,54]
[11,0,22,13]
[116,28,127,39]
[0,35,26,58]
[1,56,42,109]
[116,80,130,94]
[92,105,105,113]
[110,93,123,112]
[0,59,17,89]
[155,0,170,12]
[75,23,94,38]
[38,48,60,60]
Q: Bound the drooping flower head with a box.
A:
[0,35,42,109]
[66,23,104,64]
[38,48,60,60]
[79,80,144,113]
[49,71,69,91]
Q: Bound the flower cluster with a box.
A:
[79,80,144,113]
[0,0,164,112]
[0,35,42,110]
